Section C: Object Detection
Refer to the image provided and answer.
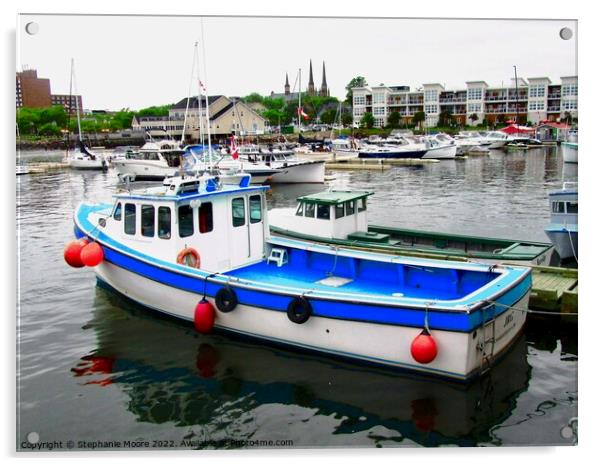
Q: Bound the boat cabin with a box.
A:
[549,182,578,226]
[105,174,269,272]
[288,191,374,240]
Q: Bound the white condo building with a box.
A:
[352,76,578,128]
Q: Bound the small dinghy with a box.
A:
[67,173,532,381]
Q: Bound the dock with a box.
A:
[24,162,69,173]
[325,158,439,170]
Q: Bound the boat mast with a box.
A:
[195,42,204,148]
[513,65,519,125]
[200,20,213,166]
[298,68,302,129]
[180,45,196,146]
[72,59,82,142]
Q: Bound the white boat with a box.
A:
[330,138,359,157]
[238,144,325,183]
[359,135,455,160]
[481,131,511,149]
[544,182,578,262]
[16,165,29,176]
[68,173,532,381]
[422,134,457,159]
[561,141,578,164]
[113,141,184,181]
[65,142,108,170]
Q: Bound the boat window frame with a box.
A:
[316,203,330,220]
[345,200,356,216]
[249,194,262,224]
[304,202,316,218]
[232,197,246,227]
[124,203,137,235]
[335,203,345,219]
[566,201,578,214]
[358,198,367,212]
[141,204,155,238]
[198,202,214,234]
[158,206,171,239]
[552,201,566,214]
[113,202,122,221]
[295,203,304,216]
[178,204,194,238]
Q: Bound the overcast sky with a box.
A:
[17,14,577,110]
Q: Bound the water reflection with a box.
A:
[74,285,533,447]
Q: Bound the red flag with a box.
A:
[297,106,310,121]
[198,80,206,92]
[230,134,239,160]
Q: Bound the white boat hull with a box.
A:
[68,158,107,170]
[488,141,508,149]
[114,160,179,180]
[423,144,457,159]
[269,161,325,183]
[562,143,578,164]
[94,260,528,380]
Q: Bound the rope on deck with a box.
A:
[485,299,578,316]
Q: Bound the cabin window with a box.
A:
[249,195,262,224]
[304,203,316,218]
[358,198,367,212]
[296,203,304,216]
[113,202,122,221]
[566,201,578,214]
[198,202,213,233]
[178,205,194,237]
[552,201,565,213]
[345,200,356,216]
[124,203,136,235]
[232,197,246,227]
[317,204,330,220]
[335,203,345,219]
[158,206,171,239]
[141,205,155,237]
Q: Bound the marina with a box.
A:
[17,143,577,447]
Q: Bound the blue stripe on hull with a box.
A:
[75,224,531,334]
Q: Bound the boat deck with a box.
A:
[228,247,498,303]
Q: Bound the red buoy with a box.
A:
[194,299,215,334]
[80,242,104,267]
[64,239,89,268]
[410,329,438,364]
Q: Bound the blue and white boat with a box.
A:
[70,173,532,381]
[545,182,578,262]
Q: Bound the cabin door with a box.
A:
[230,196,250,268]
[248,193,265,260]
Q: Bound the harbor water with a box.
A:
[17,146,577,449]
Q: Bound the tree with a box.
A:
[412,111,426,129]
[468,113,479,125]
[387,111,401,128]
[319,109,337,125]
[360,112,375,129]
[262,109,285,127]
[243,93,264,104]
[341,112,353,126]
[137,105,171,117]
[38,122,61,137]
[345,76,368,104]
[437,110,453,127]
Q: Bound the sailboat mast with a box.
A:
[71,59,82,141]
[200,20,213,165]
[298,68,302,129]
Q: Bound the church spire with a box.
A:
[284,72,290,95]
[320,61,329,97]
[307,60,315,95]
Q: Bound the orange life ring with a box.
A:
[177,247,201,268]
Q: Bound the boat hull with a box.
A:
[68,158,107,170]
[114,160,179,180]
[359,149,428,159]
[545,228,578,261]
[561,142,578,164]
[269,161,325,183]
[93,259,528,381]
[423,144,457,159]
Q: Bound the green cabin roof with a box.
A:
[297,190,374,206]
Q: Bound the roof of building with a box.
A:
[297,190,374,205]
[171,95,222,109]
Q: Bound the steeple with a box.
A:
[284,72,290,95]
[320,61,329,97]
[307,60,315,96]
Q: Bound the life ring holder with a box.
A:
[177,247,201,269]
[287,296,312,324]
[215,285,238,313]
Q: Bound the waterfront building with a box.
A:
[16,68,83,110]
[132,95,267,140]
[351,76,578,128]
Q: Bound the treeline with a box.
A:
[242,93,352,127]
[16,104,172,137]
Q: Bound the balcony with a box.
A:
[548,94,561,99]
[548,107,561,112]
[439,97,466,103]
[485,95,508,101]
